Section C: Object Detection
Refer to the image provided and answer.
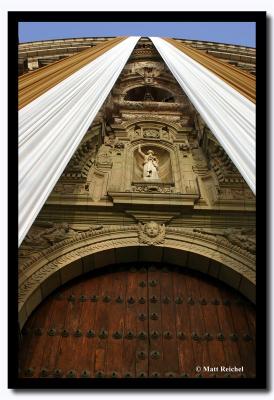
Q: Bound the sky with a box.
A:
[19,22,256,47]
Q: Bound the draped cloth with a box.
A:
[18,37,127,110]
[150,37,256,195]
[18,36,140,246]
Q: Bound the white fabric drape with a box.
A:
[19,37,140,247]
[150,37,256,195]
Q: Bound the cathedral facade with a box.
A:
[18,37,256,379]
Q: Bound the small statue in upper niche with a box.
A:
[138,145,160,181]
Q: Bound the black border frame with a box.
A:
[8,11,267,390]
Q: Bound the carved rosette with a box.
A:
[138,221,165,245]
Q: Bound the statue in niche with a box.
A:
[138,145,160,181]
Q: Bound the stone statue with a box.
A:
[138,145,160,181]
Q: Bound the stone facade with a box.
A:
[18,37,256,328]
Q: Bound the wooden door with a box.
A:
[19,263,256,378]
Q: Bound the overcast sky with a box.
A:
[19,22,256,47]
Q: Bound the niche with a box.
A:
[124,86,175,102]
[133,145,173,183]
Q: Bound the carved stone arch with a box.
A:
[18,225,255,330]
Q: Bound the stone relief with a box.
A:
[96,145,113,166]
[61,135,98,178]
[22,223,103,249]
[193,227,256,255]
[143,129,160,139]
[179,140,190,151]
[18,223,256,316]
[53,183,90,195]
[138,221,165,245]
[131,183,174,193]
[122,114,181,123]
[217,187,254,201]
[207,142,245,186]
[129,125,175,143]
[161,127,175,142]
[104,134,125,149]
[230,188,254,200]
[96,134,125,166]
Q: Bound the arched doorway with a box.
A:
[19,263,255,379]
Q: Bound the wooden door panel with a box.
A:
[147,267,164,377]
[135,268,149,378]
[19,264,256,379]
[185,274,211,376]
[159,268,180,378]
[198,276,227,376]
[105,269,126,378]
[172,269,195,376]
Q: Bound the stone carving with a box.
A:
[208,143,244,185]
[138,145,160,181]
[129,125,176,142]
[138,221,165,245]
[179,141,190,151]
[217,188,254,201]
[53,183,90,195]
[23,223,103,248]
[61,135,97,179]
[18,224,256,321]
[104,134,117,148]
[114,141,125,149]
[161,129,175,142]
[193,228,256,255]
[124,114,181,123]
[231,189,254,200]
[132,183,174,193]
[143,129,160,139]
[130,125,142,139]
[96,145,113,166]
[23,223,69,247]
[104,134,124,149]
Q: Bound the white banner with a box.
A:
[19,36,140,247]
[150,37,256,195]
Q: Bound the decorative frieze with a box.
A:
[131,182,174,194]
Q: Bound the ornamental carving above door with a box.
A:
[19,263,255,379]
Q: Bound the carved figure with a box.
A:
[24,223,69,247]
[23,223,103,248]
[104,134,117,148]
[138,145,160,181]
[138,221,165,245]
[193,227,255,255]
